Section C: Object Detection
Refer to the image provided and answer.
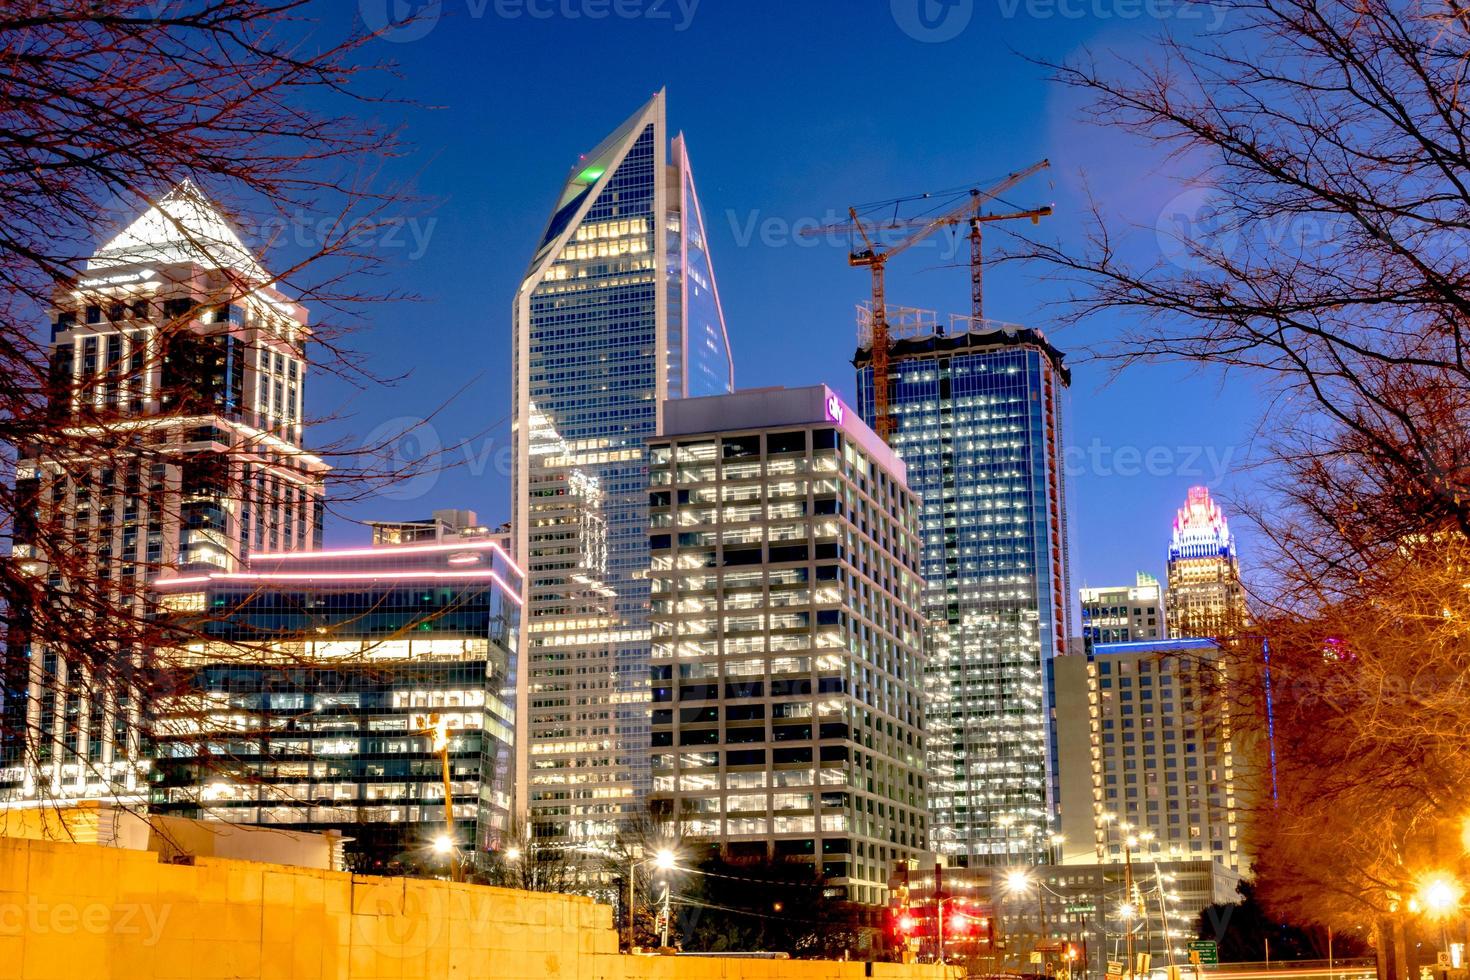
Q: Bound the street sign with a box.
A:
[1189,941,1219,965]
[1107,961,1125,976]
[1066,904,1097,914]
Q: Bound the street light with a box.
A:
[1419,875,1463,918]
[1005,869,1050,972]
[432,834,455,856]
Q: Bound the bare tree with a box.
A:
[0,1,438,824]
[1024,2,1470,975]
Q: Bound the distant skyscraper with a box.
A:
[1053,637,1248,874]
[1165,487,1248,639]
[511,91,733,840]
[2,182,326,805]
[647,385,927,905]
[856,306,1072,866]
[1080,573,1165,644]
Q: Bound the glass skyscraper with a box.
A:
[856,306,1071,866]
[149,536,523,872]
[511,90,733,842]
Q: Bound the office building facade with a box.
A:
[1165,487,1248,639]
[1052,638,1247,874]
[647,386,928,905]
[856,307,1072,866]
[1080,573,1165,644]
[148,535,523,870]
[511,90,733,840]
[2,182,326,805]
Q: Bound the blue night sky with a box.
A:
[297,0,1261,590]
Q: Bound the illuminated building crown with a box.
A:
[1169,486,1236,561]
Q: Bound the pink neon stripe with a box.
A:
[489,571,524,607]
[252,539,524,578]
[220,571,497,582]
[153,569,523,604]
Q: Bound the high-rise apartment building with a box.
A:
[646,385,928,905]
[148,534,523,871]
[856,306,1072,866]
[2,182,326,805]
[1053,638,1247,873]
[1079,573,1165,644]
[511,91,733,840]
[1165,487,1248,639]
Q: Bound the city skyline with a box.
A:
[279,4,1259,596]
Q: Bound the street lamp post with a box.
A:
[625,846,642,949]
[654,848,676,949]
[429,715,462,882]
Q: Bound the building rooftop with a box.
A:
[1092,637,1222,655]
[658,383,906,483]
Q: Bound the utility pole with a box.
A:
[1124,843,1136,980]
[660,880,672,949]
[1153,868,1176,973]
[1038,880,1050,975]
[936,861,946,965]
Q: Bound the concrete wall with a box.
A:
[0,801,343,870]
[0,835,958,980]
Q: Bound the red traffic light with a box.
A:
[897,914,917,935]
[949,913,972,934]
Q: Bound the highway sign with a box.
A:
[1189,941,1219,965]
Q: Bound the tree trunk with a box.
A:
[1376,919,1391,980]
[1394,916,1411,980]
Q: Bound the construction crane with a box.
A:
[801,159,1052,441]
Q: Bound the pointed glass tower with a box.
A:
[511,91,733,842]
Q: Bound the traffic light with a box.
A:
[949,912,972,936]
[893,910,917,941]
